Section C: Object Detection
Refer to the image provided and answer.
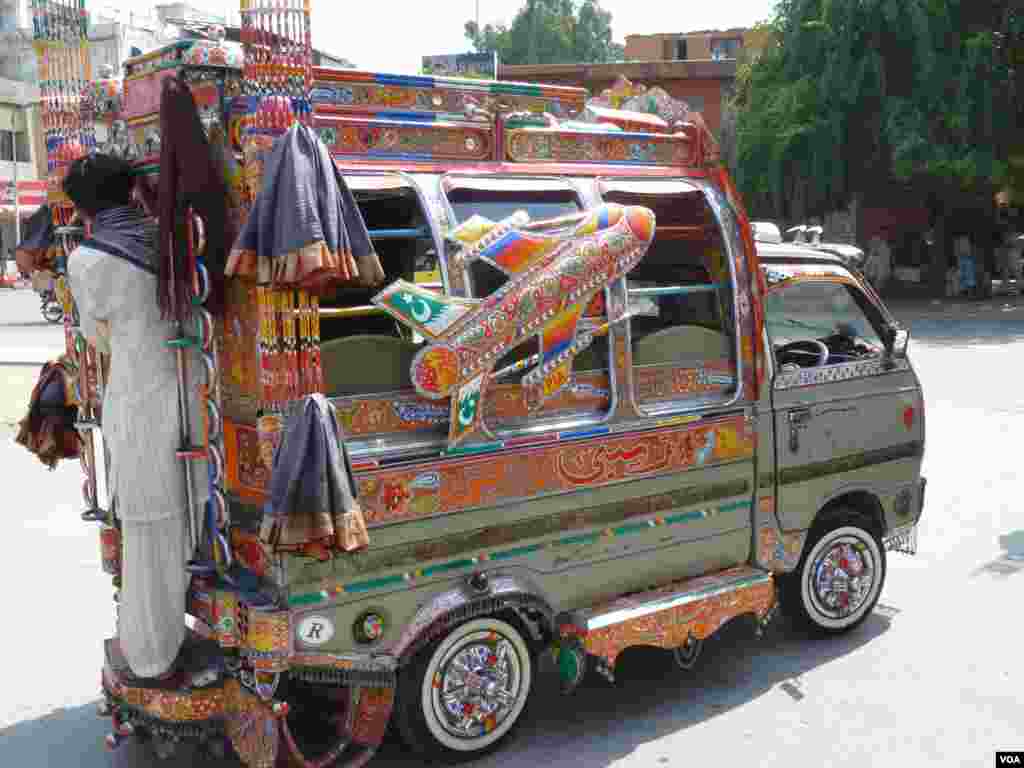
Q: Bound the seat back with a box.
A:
[321,335,419,397]
[632,325,731,366]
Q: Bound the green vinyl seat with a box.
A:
[632,325,731,367]
[321,334,420,397]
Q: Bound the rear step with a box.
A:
[557,565,776,684]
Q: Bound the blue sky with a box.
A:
[110,0,777,74]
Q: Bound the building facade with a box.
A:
[496,27,772,138]
[498,59,737,136]
[624,27,772,64]
[0,0,43,257]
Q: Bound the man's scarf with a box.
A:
[82,204,160,274]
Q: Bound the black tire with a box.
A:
[779,510,886,635]
[395,616,535,764]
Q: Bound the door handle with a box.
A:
[788,407,811,453]
[788,407,812,425]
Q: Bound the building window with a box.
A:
[674,39,687,60]
[0,131,31,163]
[14,131,29,163]
[681,95,706,113]
[711,38,742,60]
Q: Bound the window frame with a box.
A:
[13,130,29,163]
[597,176,748,419]
[439,173,589,299]
[343,169,447,292]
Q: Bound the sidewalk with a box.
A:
[0,364,40,427]
[885,293,1024,322]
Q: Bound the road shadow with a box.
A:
[0,701,237,768]
[373,611,892,768]
[0,613,891,768]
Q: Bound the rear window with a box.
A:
[442,181,609,433]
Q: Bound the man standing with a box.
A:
[63,154,207,682]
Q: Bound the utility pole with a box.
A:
[12,102,22,248]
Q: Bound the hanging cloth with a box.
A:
[260,394,369,559]
[157,73,231,321]
[15,204,56,275]
[227,123,384,293]
[15,355,81,470]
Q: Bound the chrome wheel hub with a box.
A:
[813,538,874,618]
[432,633,521,740]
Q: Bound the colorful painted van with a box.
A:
[92,47,924,767]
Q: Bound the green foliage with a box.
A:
[734,0,1022,219]
[464,0,624,66]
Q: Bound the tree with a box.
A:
[734,0,1023,295]
[464,0,624,66]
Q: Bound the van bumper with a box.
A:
[884,476,925,555]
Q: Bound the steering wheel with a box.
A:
[776,339,830,368]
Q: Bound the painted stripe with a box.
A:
[777,441,923,487]
[287,479,752,606]
[558,426,610,441]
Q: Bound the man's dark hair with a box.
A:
[62,153,135,216]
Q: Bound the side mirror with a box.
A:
[882,324,910,361]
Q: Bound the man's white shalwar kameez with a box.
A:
[68,244,208,677]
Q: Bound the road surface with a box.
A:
[1,289,1022,767]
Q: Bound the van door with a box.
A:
[765,266,924,532]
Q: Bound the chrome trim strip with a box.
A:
[581,571,772,631]
[774,358,911,390]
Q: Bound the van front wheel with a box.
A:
[395,616,534,763]
[780,515,886,635]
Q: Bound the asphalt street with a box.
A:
[1,287,1022,767]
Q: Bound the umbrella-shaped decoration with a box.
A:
[227,122,385,292]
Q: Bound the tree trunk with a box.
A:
[930,208,948,298]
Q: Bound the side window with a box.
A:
[765,280,885,370]
[443,182,612,432]
[446,187,581,298]
[602,186,737,411]
[319,178,435,399]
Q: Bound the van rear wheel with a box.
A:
[780,513,886,635]
[395,616,534,763]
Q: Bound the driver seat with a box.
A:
[321,335,419,396]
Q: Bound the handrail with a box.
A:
[316,305,384,319]
[629,284,719,297]
[368,227,431,239]
[308,286,717,321]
